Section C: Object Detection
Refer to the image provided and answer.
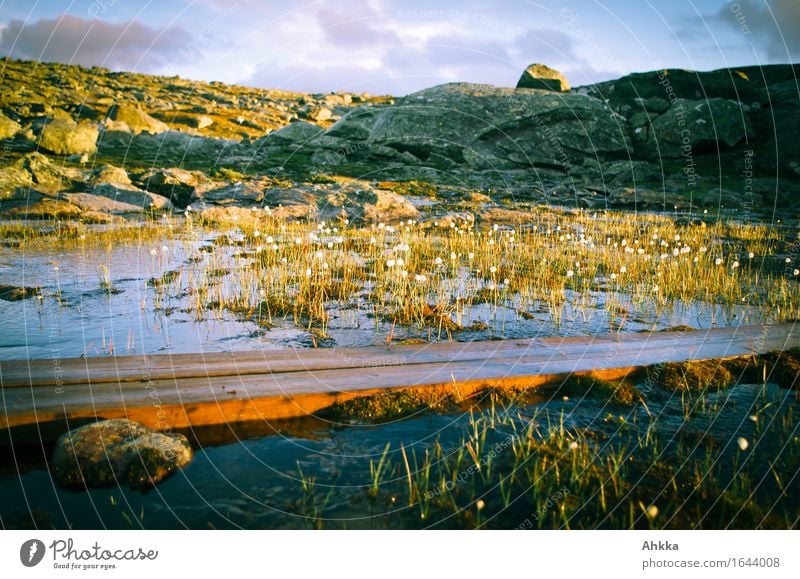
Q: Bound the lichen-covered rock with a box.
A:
[317,185,420,223]
[52,419,193,489]
[38,118,98,155]
[90,164,131,186]
[107,103,169,135]
[260,121,324,146]
[516,63,570,92]
[0,111,22,140]
[0,194,82,219]
[299,105,333,122]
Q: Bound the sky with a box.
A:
[0,0,797,95]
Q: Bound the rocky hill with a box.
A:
[1,58,798,223]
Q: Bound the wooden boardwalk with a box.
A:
[1,324,797,443]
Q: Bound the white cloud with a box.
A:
[0,14,193,72]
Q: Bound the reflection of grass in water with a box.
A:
[302,376,799,529]
[291,352,800,529]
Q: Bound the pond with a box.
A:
[0,214,798,529]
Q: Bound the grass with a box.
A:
[4,205,798,337]
[180,206,798,336]
[294,373,799,529]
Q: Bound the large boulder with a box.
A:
[0,153,83,198]
[90,164,131,186]
[516,63,570,92]
[37,118,98,155]
[326,105,385,140]
[107,103,168,135]
[0,192,83,219]
[0,162,33,200]
[260,121,324,146]
[52,419,193,489]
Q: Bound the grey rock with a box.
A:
[647,98,750,158]
[199,181,264,205]
[65,183,172,214]
[138,168,212,208]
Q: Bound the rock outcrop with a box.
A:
[1,58,798,219]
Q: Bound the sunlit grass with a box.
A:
[5,206,797,333]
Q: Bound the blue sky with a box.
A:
[0,0,797,95]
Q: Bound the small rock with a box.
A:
[0,284,41,301]
[299,105,333,122]
[52,419,193,489]
[192,115,214,129]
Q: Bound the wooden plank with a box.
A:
[1,324,792,387]
[0,324,797,442]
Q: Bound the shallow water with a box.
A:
[0,381,795,529]
[0,234,775,360]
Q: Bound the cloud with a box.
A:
[318,3,401,49]
[0,14,194,71]
[715,0,800,60]
[242,0,603,95]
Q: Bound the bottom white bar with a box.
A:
[1,531,797,578]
